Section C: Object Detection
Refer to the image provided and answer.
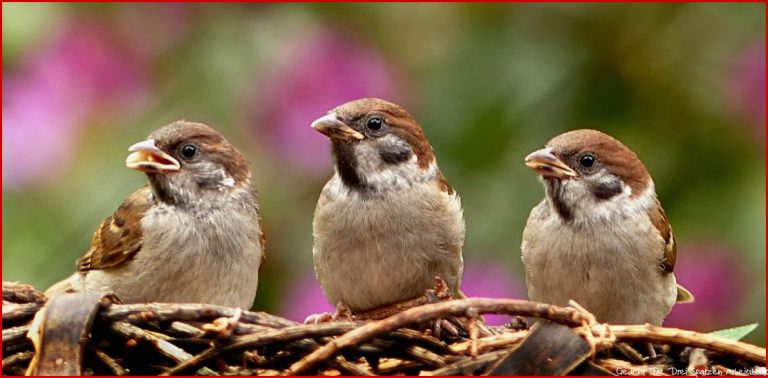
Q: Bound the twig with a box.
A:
[327,355,373,376]
[597,358,670,376]
[421,350,508,376]
[164,322,358,375]
[597,324,766,365]
[374,358,423,375]
[109,321,218,376]
[2,325,30,347]
[467,309,479,358]
[288,298,587,374]
[1,351,34,373]
[450,331,527,355]
[2,303,42,322]
[166,321,205,338]
[3,283,765,376]
[90,347,128,375]
[403,345,446,367]
[2,282,47,304]
[385,328,456,356]
[102,303,297,328]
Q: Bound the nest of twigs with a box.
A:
[2,281,765,376]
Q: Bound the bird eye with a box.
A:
[180,144,197,159]
[579,154,596,168]
[366,116,383,131]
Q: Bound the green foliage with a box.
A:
[710,323,759,341]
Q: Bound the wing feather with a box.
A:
[647,198,676,273]
[76,187,153,271]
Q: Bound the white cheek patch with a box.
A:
[340,135,439,194]
[196,162,237,189]
[220,176,235,187]
[561,170,655,226]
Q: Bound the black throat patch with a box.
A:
[332,142,374,192]
[378,141,413,165]
[592,179,623,201]
[146,174,181,206]
[545,179,573,222]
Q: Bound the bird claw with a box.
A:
[202,308,242,339]
[303,302,355,324]
[425,277,496,340]
[303,312,334,324]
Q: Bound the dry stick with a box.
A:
[421,349,509,376]
[327,356,373,376]
[166,321,206,338]
[90,347,128,375]
[385,328,456,356]
[2,282,47,304]
[376,357,417,374]
[2,326,30,347]
[468,311,479,358]
[1,351,34,372]
[600,324,766,365]
[375,358,424,375]
[287,298,587,375]
[450,331,527,355]
[597,358,670,376]
[403,345,447,368]
[163,322,359,376]
[109,321,218,376]
[102,303,297,329]
[2,303,41,322]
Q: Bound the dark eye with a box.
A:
[579,154,596,168]
[366,116,383,130]
[180,144,197,159]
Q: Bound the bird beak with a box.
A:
[311,113,365,141]
[525,147,578,179]
[125,139,180,173]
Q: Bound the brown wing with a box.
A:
[250,186,267,270]
[436,172,455,195]
[647,198,676,273]
[76,187,153,271]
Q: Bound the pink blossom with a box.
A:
[664,243,751,330]
[727,42,766,139]
[3,21,147,189]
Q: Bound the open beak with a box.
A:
[525,147,577,179]
[311,113,364,141]
[125,139,180,173]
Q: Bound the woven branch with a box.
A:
[2,281,765,376]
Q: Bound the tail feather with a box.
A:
[676,284,695,303]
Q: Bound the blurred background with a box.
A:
[2,3,765,345]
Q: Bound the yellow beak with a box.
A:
[125,139,180,173]
[524,148,577,179]
[311,113,364,141]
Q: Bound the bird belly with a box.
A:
[81,203,263,309]
[313,182,464,312]
[522,205,676,325]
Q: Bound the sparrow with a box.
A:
[521,129,693,326]
[310,98,465,313]
[46,121,265,309]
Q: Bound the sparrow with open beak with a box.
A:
[46,121,265,309]
[521,129,693,326]
[310,98,465,314]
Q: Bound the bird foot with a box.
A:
[303,302,354,324]
[426,276,495,339]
